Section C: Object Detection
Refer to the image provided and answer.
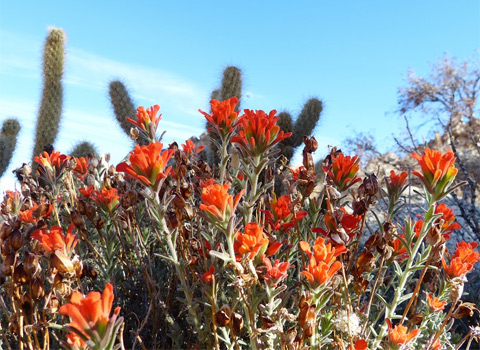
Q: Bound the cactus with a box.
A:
[291,98,323,148]
[0,119,21,177]
[69,141,98,158]
[277,98,323,163]
[32,28,65,162]
[218,66,242,110]
[277,112,294,161]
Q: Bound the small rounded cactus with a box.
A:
[0,118,21,178]
[32,27,65,162]
[69,141,98,158]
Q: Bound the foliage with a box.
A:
[1,98,479,350]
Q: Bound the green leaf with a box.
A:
[376,292,389,307]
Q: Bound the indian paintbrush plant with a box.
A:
[1,97,479,350]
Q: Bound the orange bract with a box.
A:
[322,152,361,192]
[92,188,120,212]
[32,224,77,256]
[231,108,291,157]
[199,97,240,134]
[300,237,346,288]
[59,283,120,339]
[386,319,420,346]
[199,179,244,222]
[34,150,70,172]
[234,222,268,260]
[426,293,447,312]
[443,241,480,279]
[411,149,458,200]
[272,195,291,220]
[116,142,174,191]
[127,105,162,133]
[18,202,53,223]
[181,139,204,155]
[434,203,461,238]
[263,257,290,287]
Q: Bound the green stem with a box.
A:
[246,156,261,223]
[372,200,436,348]
[219,134,230,184]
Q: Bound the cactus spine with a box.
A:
[32,28,65,161]
[69,141,98,158]
[0,119,21,177]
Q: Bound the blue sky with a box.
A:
[0,1,479,191]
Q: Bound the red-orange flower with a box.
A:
[92,188,120,212]
[234,222,268,260]
[1,190,22,215]
[182,139,205,155]
[73,157,89,179]
[430,338,444,350]
[262,194,307,231]
[18,202,53,223]
[34,150,70,173]
[452,241,480,264]
[272,195,291,220]
[386,170,408,201]
[127,105,162,134]
[313,207,362,245]
[411,149,458,201]
[199,97,240,135]
[231,109,292,157]
[386,319,420,346]
[426,293,447,312]
[433,203,461,240]
[262,257,290,287]
[322,152,361,192]
[199,179,244,223]
[300,237,346,289]
[443,241,480,279]
[116,142,174,191]
[79,186,95,198]
[201,266,215,284]
[65,332,86,350]
[348,339,368,350]
[59,283,121,339]
[32,223,78,256]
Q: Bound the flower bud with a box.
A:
[452,302,478,319]
[85,205,96,221]
[426,225,442,247]
[215,305,232,327]
[0,222,12,240]
[50,250,75,274]
[10,230,23,251]
[45,296,59,314]
[23,252,40,276]
[363,173,378,196]
[13,263,29,284]
[0,254,15,276]
[231,312,244,335]
[71,210,85,228]
[77,200,87,215]
[449,277,466,303]
[31,278,45,299]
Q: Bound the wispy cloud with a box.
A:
[0,29,213,190]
